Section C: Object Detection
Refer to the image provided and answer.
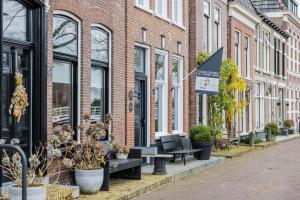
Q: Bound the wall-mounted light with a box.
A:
[141,27,147,43]
[177,41,181,55]
[160,35,166,49]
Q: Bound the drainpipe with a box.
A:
[124,0,128,145]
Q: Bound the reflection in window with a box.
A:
[135,47,145,73]
[90,27,109,126]
[155,53,166,133]
[155,54,165,81]
[3,0,27,41]
[91,68,105,123]
[52,61,73,134]
[91,28,108,62]
[53,15,78,56]
[172,58,180,131]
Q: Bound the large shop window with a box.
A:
[1,0,45,155]
[90,27,109,124]
[172,57,183,133]
[155,52,167,135]
[52,14,78,134]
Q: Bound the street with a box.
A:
[137,138,300,200]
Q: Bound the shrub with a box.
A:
[190,125,212,143]
[283,119,294,129]
[264,122,280,136]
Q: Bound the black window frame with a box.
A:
[90,26,110,138]
[0,0,46,155]
[52,14,79,138]
[282,43,286,77]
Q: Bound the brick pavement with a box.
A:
[137,138,300,200]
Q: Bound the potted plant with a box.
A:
[190,125,213,160]
[264,122,280,141]
[116,144,129,160]
[108,143,120,159]
[284,119,295,134]
[61,114,112,195]
[1,139,61,200]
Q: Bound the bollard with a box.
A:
[249,132,254,147]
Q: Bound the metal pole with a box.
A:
[0,144,27,200]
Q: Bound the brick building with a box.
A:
[228,0,289,133]
[252,0,300,129]
[125,0,189,146]
[189,0,228,127]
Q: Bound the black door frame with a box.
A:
[0,0,47,151]
[134,73,147,147]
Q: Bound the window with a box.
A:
[172,0,183,25]
[52,14,78,135]
[274,38,280,75]
[214,7,220,51]
[203,0,210,53]
[234,31,241,70]
[90,27,110,125]
[279,88,284,123]
[263,31,270,72]
[245,35,250,78]
[3,0,30,41]
[135,47,145,73]
[282,43,286,77]
[254,26,260,69]
[136,0,149,9]
[172,57,183,133]
[255,83,264,129]
[156,0,167,18]
[289,0,298,15]
[155,52,168,134]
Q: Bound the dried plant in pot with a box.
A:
[116,144,129,160]
[61,114,112,195]
[0,139,62,200]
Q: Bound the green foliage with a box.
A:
[196,52,247,133]
[264,122,280,136]
[190,124,212,143]
[283,119,294,129]
[254,136,264,144]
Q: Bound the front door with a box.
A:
[2,45,31,155]
[134,76,147,147]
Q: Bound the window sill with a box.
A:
[134,4,153,15]
[155,131,168,139]
[154,13,171,23]
[244,77,252,81]
[171,21,186,31]
[262,71,271,76]
[274,74,281,79]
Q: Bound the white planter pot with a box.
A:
[116,153,128,160]
[9,185,46,200]
[75,168,104,194]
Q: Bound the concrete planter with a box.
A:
[116,153,128,160]
[75,169,104,194]
[9,185,46,200]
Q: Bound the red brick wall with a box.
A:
[47,0,126,182]
[189,0,228,127]
[126,0,189,145]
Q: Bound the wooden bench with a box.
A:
[160,135,202,165]
[101,149,142,191]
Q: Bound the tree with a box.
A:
[196,52,247,138]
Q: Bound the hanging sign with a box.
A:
[195,47,223,95]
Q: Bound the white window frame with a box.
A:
[255,82,264,130]
[135,0,149,9]
[155,0,168,18]
[254,25,260,70]
[245,35,250,79]
[214,6,221,51]
[234,30,241,73]
[53,10,81,143]
[155,49,168,137]
[263,30,270,72]
[172,0,183,26]
[203,0,211,53]
[172,55,183,135]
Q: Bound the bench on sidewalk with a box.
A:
[160,135,202,166]
[100,149,142,191]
